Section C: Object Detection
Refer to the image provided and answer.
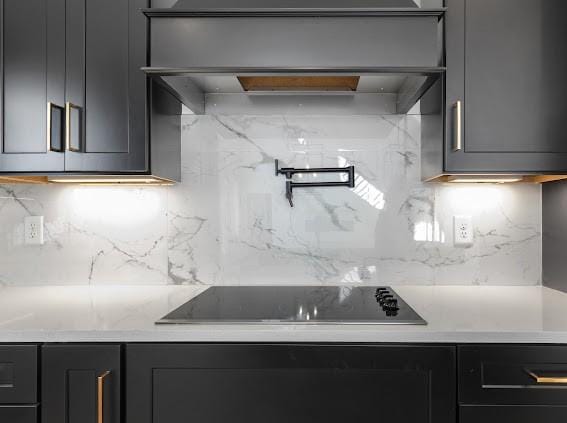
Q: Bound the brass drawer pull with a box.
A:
[65,102,82,152]
[47,102,64,152]
[453,100,462,152]
[526,369,567,384]
[97,371,111,423]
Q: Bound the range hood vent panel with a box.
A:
[237,76,360,92]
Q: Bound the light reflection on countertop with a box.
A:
[1,285,567,343]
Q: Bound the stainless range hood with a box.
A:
[154,72,441,116]
[142,2,445,115]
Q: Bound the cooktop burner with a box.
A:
[156,286,426,325]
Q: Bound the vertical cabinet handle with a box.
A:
[65,102,82,152]
[47,102,64,152]
[97,371,111,423]
[453,100,463,152]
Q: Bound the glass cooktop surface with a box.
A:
[157,286,426,325]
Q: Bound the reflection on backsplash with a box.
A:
[0,114,541,286]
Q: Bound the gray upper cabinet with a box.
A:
[64,0,148,173]
[445,0,567,173]
[0,0,65,172]
[0,0,149,174]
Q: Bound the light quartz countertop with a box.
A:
[1,285,567,343]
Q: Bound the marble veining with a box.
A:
[0,112,541,286]
[167,113,541,286]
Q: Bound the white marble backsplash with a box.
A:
[0,113,541,286]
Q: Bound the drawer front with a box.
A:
[0,405,38,423]
[459,345,567,405]
[460,405,567,423]
[0,346,37,404]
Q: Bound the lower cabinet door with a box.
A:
[42,345,121,423]
[127,344,456,423]
[0,405,38,423]
[460,405,567,423]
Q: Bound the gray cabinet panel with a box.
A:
[151,16,441,69]
[64,0,148,172]
[84,0,129,154]
[65,0,85,122]
[150,80,181,182]
[465,0,567,154]
[3,0,46,154]
[47,0,66,111]
[444,0,567,172]
[542,180,567,293]
[0,0,65,172]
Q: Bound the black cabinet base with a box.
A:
[127,344,456,423]
[0,405,38,423]
[460,405,567,423]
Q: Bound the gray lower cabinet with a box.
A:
[126,344,456,423]
[0,406,38,423]
[0,0,148,174]
[459,345,567,422]
[0,345,38,423]
[443,0,567,173]
[0,345,37,404]
[4,342,567,423]
[42,345,121,423]
[460,405,567,423]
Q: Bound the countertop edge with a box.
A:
[2,330,567,344]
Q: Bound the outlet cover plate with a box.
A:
[454,215,473,247]
[24,216,44,245]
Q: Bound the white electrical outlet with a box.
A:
[454,215,473,246]
[24,216,44,245]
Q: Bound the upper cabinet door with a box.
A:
[445,0,567,172]
[0,0,65,172]
[64,0,148,172]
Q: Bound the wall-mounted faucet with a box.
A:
[275,160,355,207]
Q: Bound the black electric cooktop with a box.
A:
[157,286,426,325]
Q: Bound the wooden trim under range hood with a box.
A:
[237,76,360,92]
[425,174,567,184]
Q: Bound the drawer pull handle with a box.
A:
[453,100,462,152]
[526,370,567,384]
[97,371,111,423]
[47,102,64,152]
[65,102,82,152]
